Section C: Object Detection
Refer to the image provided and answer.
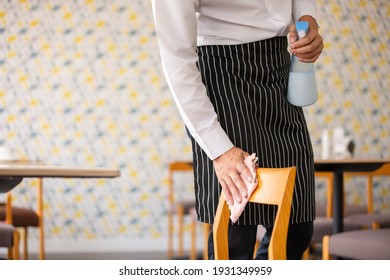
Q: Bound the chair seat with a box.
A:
[312,217,361,243]
[0,222,15,247]
[344,213,390,228]
[0,177,23,193]
[0,204,39,227]
[329,229,390,260]
[168,200,196,215]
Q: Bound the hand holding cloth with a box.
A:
[226,153,258,223]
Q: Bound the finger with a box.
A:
[224,176,243,203]
[290,27,320,50]
[290,35,314,51]
[220,181,234,206]
[238,162,254,184]
[289,24,298,44]
[231,172,249,198]
[291,37,323,61]
[295,41,324,62]
[298,53,321,63]
[237,151,253,183]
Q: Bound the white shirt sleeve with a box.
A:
[292,0,317,22]
[151,0,234,160]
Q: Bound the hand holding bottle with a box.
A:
[289,16,324,63]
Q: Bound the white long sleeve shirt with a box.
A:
[151,0,317,160]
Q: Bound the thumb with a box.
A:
[289,24,298,44]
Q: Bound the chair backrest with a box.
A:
[343,163,390,214]
[213,167,296,260]
[168,161,193,204]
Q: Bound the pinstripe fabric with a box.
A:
[188,37,315,225]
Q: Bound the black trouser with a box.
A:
[208,222,313,260]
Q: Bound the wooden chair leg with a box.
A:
[253,240,260,259]
[203,223,210,260]
[372,221,380,229]
[7,230,20,260]
[8,247,13,260]
[167,211,173,259]
[37,178,45,260]
[177,205,184,258]
[39,224,45,260]
[23,228,28,260]
[322,235,331,260]
[190,218,197,260]
[367,175,373,214]
[13,230,20,260]
[302,248,310,260]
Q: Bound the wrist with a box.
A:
[213,146,235,162]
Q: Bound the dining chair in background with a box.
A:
[0,192,20,260]
[342,164,390,230]
[304,170,385,259]
[0,178,45,259]
[310,164,390,260]
[213,167,296,260]
[166,161,196,259]
[322,226,390,260]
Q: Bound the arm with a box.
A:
[151,0,233,160]
[151,0,252,204]
[289,0,324,62]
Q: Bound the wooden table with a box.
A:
[314,159,390,234]
[0,161,120,259]
[0,162,120,193]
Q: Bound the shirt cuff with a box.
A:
[192,125,234,160]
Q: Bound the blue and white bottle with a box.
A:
[287,21,318,107]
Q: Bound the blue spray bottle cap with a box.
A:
[296,21,309,39]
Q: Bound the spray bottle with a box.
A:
[287,21,318,107]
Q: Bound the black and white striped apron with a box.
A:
[188,36,315,226]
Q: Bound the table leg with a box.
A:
[332,171,344,233]
[37,178,45,260]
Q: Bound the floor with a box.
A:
[42,251,168,260]
[1,250,210,260]
[0,251,169,260]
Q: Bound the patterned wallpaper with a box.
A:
[0,0,389,255]
[309,0,390,211]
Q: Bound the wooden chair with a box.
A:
[0,191,20,260]
[304,171,377,260]
[322,225,390,260]
[342,163,390,229]
[0,178,45,259]
[213,167,296,260]
[317,164,390,260]
[167,161,196,259]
